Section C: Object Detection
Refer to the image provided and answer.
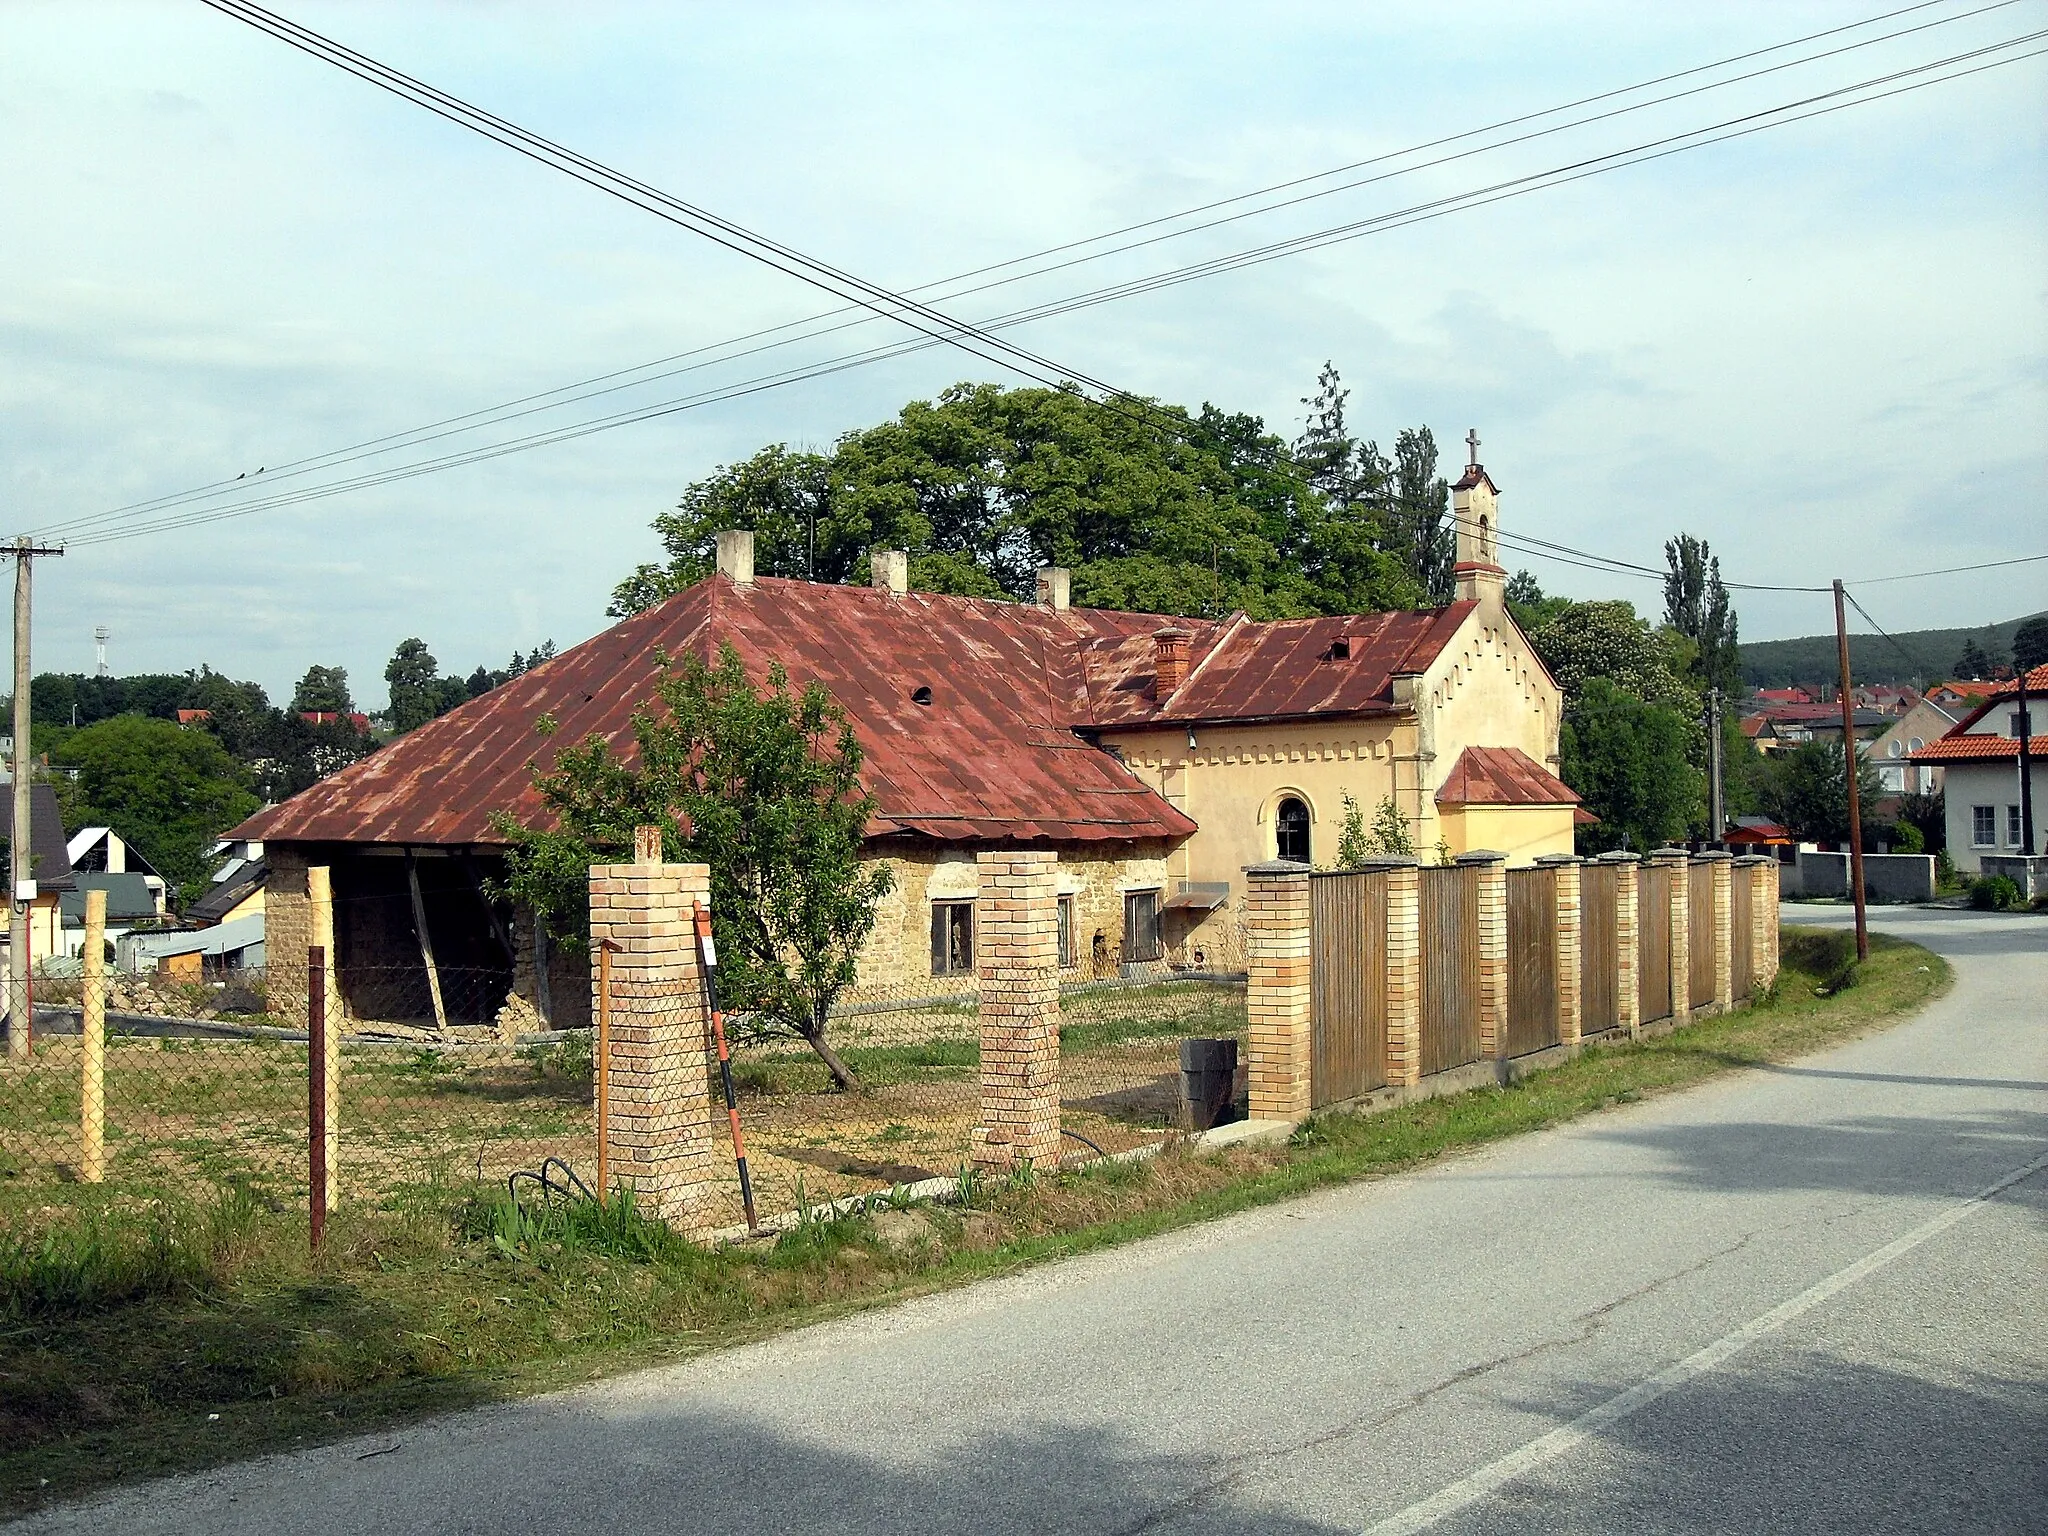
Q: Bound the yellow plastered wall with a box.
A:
[1409,608,1563,856]
[1437,805,1577,865]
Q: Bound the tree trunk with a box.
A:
[799,1021,862,1092]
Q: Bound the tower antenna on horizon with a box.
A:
[94,626,110,678]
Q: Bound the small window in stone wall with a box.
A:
[931,901,974,976]
[1124,889,1162,963]
[1057,895,1076,968]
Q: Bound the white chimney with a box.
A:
[716,529,755,586]
[1035,567,1071,611]
[871,548,908,597]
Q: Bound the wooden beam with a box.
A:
[458,852,516,962]
[405,850,450,1033]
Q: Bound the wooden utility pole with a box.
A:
[8,540,62,1060]
[1707,687,1725,843]
[1832,580,1869,961]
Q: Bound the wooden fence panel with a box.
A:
[1732,868,1753,1001]
[1689,864,1715,1009]
[1419,866,1482,1076]
[1309,870,1388,1106]
[1506,868,1559,1056]
[1638,867,1672,1024]
[1579,862,1619,1036]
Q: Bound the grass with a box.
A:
[0,928,1948,1517]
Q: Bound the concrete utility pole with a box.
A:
[1832,579,1868,962]
[2020,665,2036,856]
[8,540,62,1059]
[1708,687,1725,844]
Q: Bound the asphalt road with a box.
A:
[25,904,2046,1535]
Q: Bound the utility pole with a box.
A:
[8,540,62,1060]
[1708,686,1725,845]
[2020,664,2036,856]
[1832,579,1868,962]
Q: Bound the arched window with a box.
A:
[1276,797,1311,864]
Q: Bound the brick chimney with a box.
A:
[715,529,754,586]
[1152,626,1193,701]
[871,548,908,597]
[1035,566,1071,611]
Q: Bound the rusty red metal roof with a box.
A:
[1079,605,1473,726]
[236,577,1202,849]
[1434,746,1579,808]
[237,574,1482,851]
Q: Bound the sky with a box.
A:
[3,0,2044,710]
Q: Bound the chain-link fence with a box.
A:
[708,971,1248,1224]
[2,946,1248,1240]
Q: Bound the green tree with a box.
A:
[1761,740,1884,846]
[289,665,353,715]
[494,644,890,1090]
[1663,533,1741,697]
[1335,792,1371,867]
[611,379,1428,623]
[1952,636,2000,680]
[2012,615,2048,673]
[1392,426,1454,604]
[1559,678,1702,853]
[384,639,445,734]
[53,716,259,902]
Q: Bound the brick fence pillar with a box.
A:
[1384,861,1422,1088]
[1738,855,1780,992]
[1698,850,1733,1012]
[1243,861,1312,1121]
[588,850,720,1233]
[1604,853,1641,1038]
[1459,852,1509,1063]
[1651,849,1690,1025]
[974,850,1061,1170]
[1539,854,1582,1046]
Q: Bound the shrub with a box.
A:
[1971,875,2022,911]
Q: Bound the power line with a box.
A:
[68,0,2014,533]
[49,27,2048,551]
[1841,587,1949,681]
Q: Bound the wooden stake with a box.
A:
[405,850,450,1032]
[80,887,105,1183]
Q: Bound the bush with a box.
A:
[1782,929,1859,996]
[1889,820,1924,854]
[1970,875,2022,911]
[1935,849,1959,891]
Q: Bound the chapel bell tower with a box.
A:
[1451,426,1505,608]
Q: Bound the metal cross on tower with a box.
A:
[1465,427,1481,469]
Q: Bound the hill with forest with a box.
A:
[1739,611,2045,689]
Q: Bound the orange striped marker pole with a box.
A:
[693,902,759,1231]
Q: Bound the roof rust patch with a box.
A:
[1435,746,1579,808]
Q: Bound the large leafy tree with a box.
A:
[494,644,890,1091]
[1763,739,1884,847]
[1663,533,1741,698]
[290,665,354,715]
[2010,615,2048,674]
[54,716,260,903]
[1952,636,2000,680]
[1559,678,1702,853]
[612,379,1429,622]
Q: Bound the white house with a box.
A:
[1868,696,1960,797]
[1910,665,2042,872]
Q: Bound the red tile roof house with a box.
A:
[1910,664,2045,874]
[237,463,1572,1032]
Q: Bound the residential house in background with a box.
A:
[1910,665,2043,872]
[1926,679,2001,712]
[121,914,267,978]
[0,780,76,969]
[58,873,164,960]
[66,827,169,914]
[1867,697,1960,797]
[1753,687,1813,705]
[234,454,1571,1032]
[189,843,269,928]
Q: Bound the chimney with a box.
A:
[716,528,755,586]
[1152,626,1193,701]
[1035,566,1071,612]
[871,548,908,597]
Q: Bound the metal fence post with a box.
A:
[595,939,612,1202]
[308,943,327,1251]
[80,887,106,1183]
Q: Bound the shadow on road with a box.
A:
[1458,1349,2048,1535]
[1587,1108,2048,1203]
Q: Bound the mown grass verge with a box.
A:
[0,926,1948,1517]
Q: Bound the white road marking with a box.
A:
[1361,1148,2048,1536]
